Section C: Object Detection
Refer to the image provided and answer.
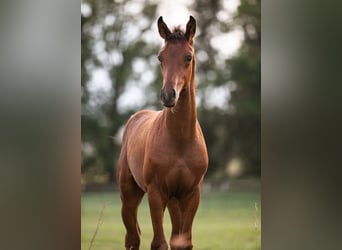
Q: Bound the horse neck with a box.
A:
[163,59,197,140]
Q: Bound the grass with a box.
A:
[81,190,260,250]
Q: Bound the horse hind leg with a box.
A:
[120,181,144,249]
[118,163,145,250]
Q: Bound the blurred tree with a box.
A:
[81,0,159,182]
[228,0,260,175]
[190,0,260,177]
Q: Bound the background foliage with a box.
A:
[81,0,260,184]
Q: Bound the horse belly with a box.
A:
[127,145,146,191]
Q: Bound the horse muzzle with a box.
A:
[160,88,177,108]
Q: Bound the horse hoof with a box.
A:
[126,245,139,250]
[151,242,168,250]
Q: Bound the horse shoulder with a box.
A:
[183,123,209,176]
[124,110,160,190]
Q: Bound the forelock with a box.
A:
[165,26,187,42]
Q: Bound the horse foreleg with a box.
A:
[175,186,201,250]
[147,187,168,250]
[119,165,145,250]
[167,198,182,249]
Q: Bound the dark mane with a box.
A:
[166,26,187,42]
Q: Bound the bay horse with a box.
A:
[116,16,208,250]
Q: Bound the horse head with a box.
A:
[157,16,196,108]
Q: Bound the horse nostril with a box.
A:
[171,89,176,98]
[160,88,176,106]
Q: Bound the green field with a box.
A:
[82,190,260,250]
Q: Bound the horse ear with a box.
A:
[158,16,171,40]
[185,16,196,44]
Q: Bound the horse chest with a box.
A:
[144,139,207,193]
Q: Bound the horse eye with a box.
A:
[185,54,192,63]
